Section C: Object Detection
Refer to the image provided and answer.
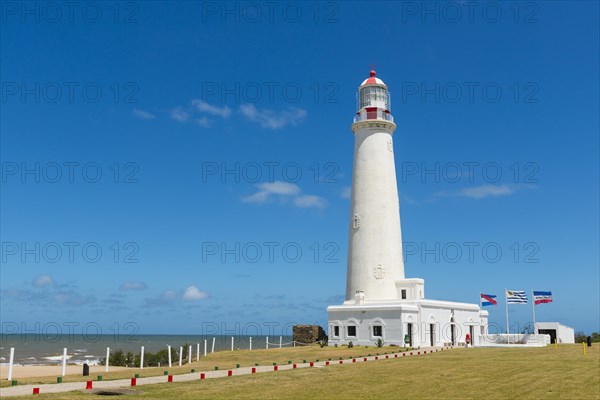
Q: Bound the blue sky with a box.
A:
[1,1,598,337]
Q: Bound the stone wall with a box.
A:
[293,325,326,343]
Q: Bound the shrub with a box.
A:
[376,338,384,348]
[348,341,354,348]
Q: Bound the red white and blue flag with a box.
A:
[480,293,497,306]
[533,291,553,305]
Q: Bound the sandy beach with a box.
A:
[1,365,128,379]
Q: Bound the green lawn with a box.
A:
[6,345,600,399]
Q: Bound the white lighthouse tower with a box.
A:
[346,69,405,302]
[328,69,488,348]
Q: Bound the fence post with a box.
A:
[168,345,172,368]
[249,337,252,351]
[62,348,67,376]
[231,337,234,351]
[105,347,110,372]
[211,337,216,353]
[7,348,14,381]
[266,336,269,350]
[140,346,145,369]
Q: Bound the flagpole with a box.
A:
[531,289,537,334]
[505,288,510,344]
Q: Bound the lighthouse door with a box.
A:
[407,323,413,347]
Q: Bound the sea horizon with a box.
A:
[0,334,295,366]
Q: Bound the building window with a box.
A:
[352,214,360,229]
[401,289,407,299]
[334,326,340,337]
[347,325,357,337]
[373,325,382,337]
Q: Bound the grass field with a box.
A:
[0,344,404,387]
[5,344,600,399]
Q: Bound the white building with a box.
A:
[536,322,575,344]
[327,70,488,347]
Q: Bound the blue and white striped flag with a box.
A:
[506,290,528,304]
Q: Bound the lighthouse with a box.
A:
[327,69,488,348]
[346,69,405,302]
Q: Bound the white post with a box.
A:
[266,336,269,350]
[7,347,14,381]
[531,289,537,334]
[179,346,182,366]
[196,343,200,362]
[211,337,215,353]
[105,347,110,372]
[279,336,282,348]
[140,346,145,369]
[61,348,67,377]
[249,337,252,351]
[168,345,172,368]
[294,341,296,348]
[188,345,192,364]
[231,336,234,351]
[204,340,207,356]
[505,289,510,345]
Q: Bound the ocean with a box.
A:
[0,335,294,366]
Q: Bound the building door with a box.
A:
[407,323,413,347]
[430,324,435,347]
[539,329,557,344]
[470,326,475,346]
[451,324,455,346]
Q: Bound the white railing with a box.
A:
[353,109,394,124]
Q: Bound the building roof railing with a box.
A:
[353,109,394,124]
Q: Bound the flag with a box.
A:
[506,290,527,304]
[480,293,497,306]
[533,291,553,305]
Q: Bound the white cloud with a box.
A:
[183,286,209,301]
[143,289,179,308]
[242,181,300,204]
[241,190,271,204]
[170,107,190,122]
[437,184,517,199]
[242,181,326,209]
[162,290,178,300]
[132,109,157,120]
[196,117,211,127]
[192,100,232,118]
[119,281,147,291]
[341,186,352,199]
[32,275,54,288]
[239,104,307,129]
[257,181,301,196]
[293,195,327,209]
[455,184,516,199]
